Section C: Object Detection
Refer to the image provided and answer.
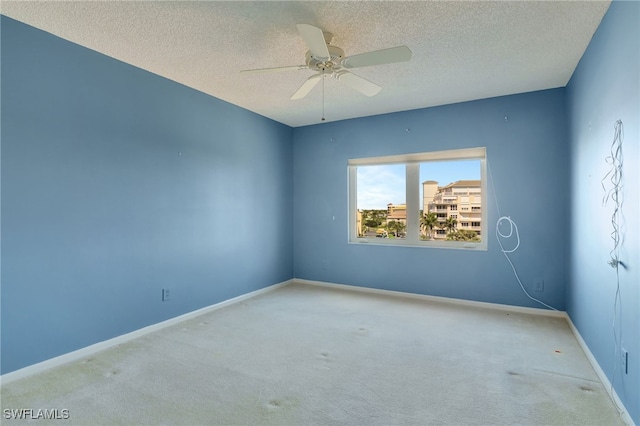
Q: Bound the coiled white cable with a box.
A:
[496,216,519,253]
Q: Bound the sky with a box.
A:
[356,159,481,210]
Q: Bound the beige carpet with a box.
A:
[1,283,625,425]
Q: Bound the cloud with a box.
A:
[357,165,405,210]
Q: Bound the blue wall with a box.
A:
[2,5,638,420]
[566,1,639,423]
[293,89,569,310]
[1,17,293,374]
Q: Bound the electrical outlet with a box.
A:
[622,348,628,374]
[162,288,171,302]
[533,279,544,292]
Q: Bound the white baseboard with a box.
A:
[293,278,566,317]
[0,279,293,386]
[565,316,634,426]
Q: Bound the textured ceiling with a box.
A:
[1,1,610,127]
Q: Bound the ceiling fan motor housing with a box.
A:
[306,45,345,72]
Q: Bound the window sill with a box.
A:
[348,239,487,250]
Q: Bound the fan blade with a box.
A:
[291,74,323,100]
[335,71,381,97]
[240,65,307,74]
[342,46,412,69]
[296,24,330,61]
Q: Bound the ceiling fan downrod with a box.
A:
[321,71,326,122]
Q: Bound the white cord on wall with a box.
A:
[601,120,624,412]
[487,161,558,311]
[495,216,558,311]
[602,120,624,269]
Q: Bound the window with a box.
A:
[348,147,487,249]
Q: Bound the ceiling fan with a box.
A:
[241,24,412,100]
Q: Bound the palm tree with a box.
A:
[420,212,439,240]
[386,220,398,237]
[363,209,386,229]
[444,216,458,234]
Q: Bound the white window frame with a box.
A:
[348,147,487,250]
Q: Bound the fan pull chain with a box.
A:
[321,71,326,121]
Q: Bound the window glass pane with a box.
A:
[348,148,486,249]
[419,160,482,242]
[356,164,406,239]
